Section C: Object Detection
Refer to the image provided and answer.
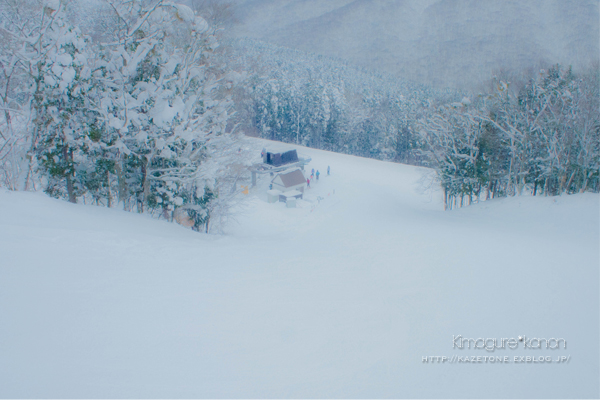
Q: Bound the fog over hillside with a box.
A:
[226,0,599,89]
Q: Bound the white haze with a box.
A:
[225,0,599,89]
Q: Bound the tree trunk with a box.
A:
[443,187,448,210]
[63,146,76,203]
[24,73,44,191]
[517,176,524,196]
[115,157,128,210]
[581,170,590,193]
[106,169,112,208]
[507,156,514,196]
[564,170,576,194]
[559,173,568,194]
[139,158,148,213]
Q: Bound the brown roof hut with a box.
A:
[271,169,306,193]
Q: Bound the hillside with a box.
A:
[228,0,600,89]
[0,138,598,397]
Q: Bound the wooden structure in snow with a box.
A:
[263,149,299,167]
[250,150,311,187]
[271,169,306,194]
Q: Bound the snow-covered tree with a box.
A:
[228,38,447,164]
[420,64,599,209]
[418,98,488,209]
[0,0,244,233]
[81,0,238,226]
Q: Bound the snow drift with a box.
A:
[0,139,598,398]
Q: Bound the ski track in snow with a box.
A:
[0,138,598,398]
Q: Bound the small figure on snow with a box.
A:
[316,170,320,181]
[327,165,330,175]
[311,168,315,176]
[307,178,311,188]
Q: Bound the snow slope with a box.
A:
[0,139,598,398]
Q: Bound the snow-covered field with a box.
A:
[1,139,598,398]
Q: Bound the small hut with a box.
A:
[271,169,306,194]
[263,149,299,167]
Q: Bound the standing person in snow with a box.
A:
[307,178,310,188]
[311,168,315,176]
[327,166,330,175]
[316,170,320,181]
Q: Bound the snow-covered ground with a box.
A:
[1,139,598,398]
